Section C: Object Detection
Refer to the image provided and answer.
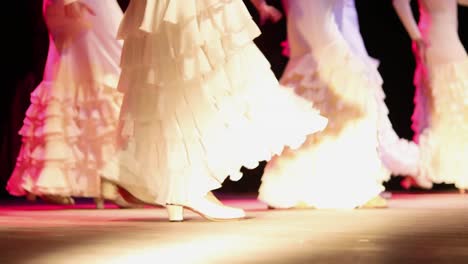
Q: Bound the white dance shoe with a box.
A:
[94,179,144,209]
[401,175,433,190]
[32,193,75,205]
[166,196,246,222]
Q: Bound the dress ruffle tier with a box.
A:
[414,59,468,188]
[7,80,122,197]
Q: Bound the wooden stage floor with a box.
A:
[0,192,467,264]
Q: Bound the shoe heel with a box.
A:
[95,198,105,209]
[26,193,37,202]
[166,204,184,222]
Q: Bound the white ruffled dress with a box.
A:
[334,0,420,177]
[7,0,123,197]
[259,0,390,209]
[101,0,327,205]
[411,2,468,189]
[412,49,468,189]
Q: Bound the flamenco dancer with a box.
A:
[333,0,431,189]
[100,0,327,221]
[7,0,134,208]
[259,0,390,209]
[393,0,468,191]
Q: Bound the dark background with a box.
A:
[1,1,467,199]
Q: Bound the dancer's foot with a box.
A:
[95,179,144,209]
[100,180,242,221]
[41,195,75,205]
[266,204,288,210]
[294,201,315,209]
[166,197,246,222]
[26,192,37,202]
[359,195,388,209]
[401,176,433,190]
[267,201,315,210]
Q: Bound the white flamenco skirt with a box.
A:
[101,0,327,206]
[414,59,468,189]
[281,31,419,177]
[259,42,390,209]
[6,0,123,197]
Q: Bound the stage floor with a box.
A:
[1,192,467,263]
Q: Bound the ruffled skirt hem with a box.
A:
[415,59,468,188]
[7,81,122,197]
[259,42,390,209]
